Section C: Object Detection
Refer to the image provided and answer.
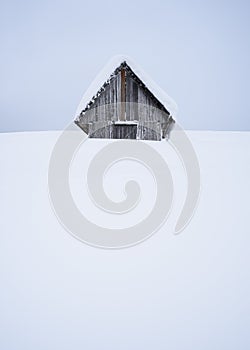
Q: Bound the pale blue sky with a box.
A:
[1,0,250,132]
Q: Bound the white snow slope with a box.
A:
[0,131,250,350]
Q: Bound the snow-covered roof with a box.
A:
[74,55,178,120]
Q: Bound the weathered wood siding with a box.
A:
[126,69,167,124]
[89,123,162,141]
[83,71,121,123]
[75,62,175,140]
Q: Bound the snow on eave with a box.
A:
[74,55,178,121]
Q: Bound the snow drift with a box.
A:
[0,130,249,349]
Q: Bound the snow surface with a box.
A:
[0,130,250,350]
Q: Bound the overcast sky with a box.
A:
[1,0,250,132]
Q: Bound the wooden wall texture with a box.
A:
[75,62,175,140]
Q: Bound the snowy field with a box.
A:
[0,130,249,349]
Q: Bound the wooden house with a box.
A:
[75,61,175,141]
